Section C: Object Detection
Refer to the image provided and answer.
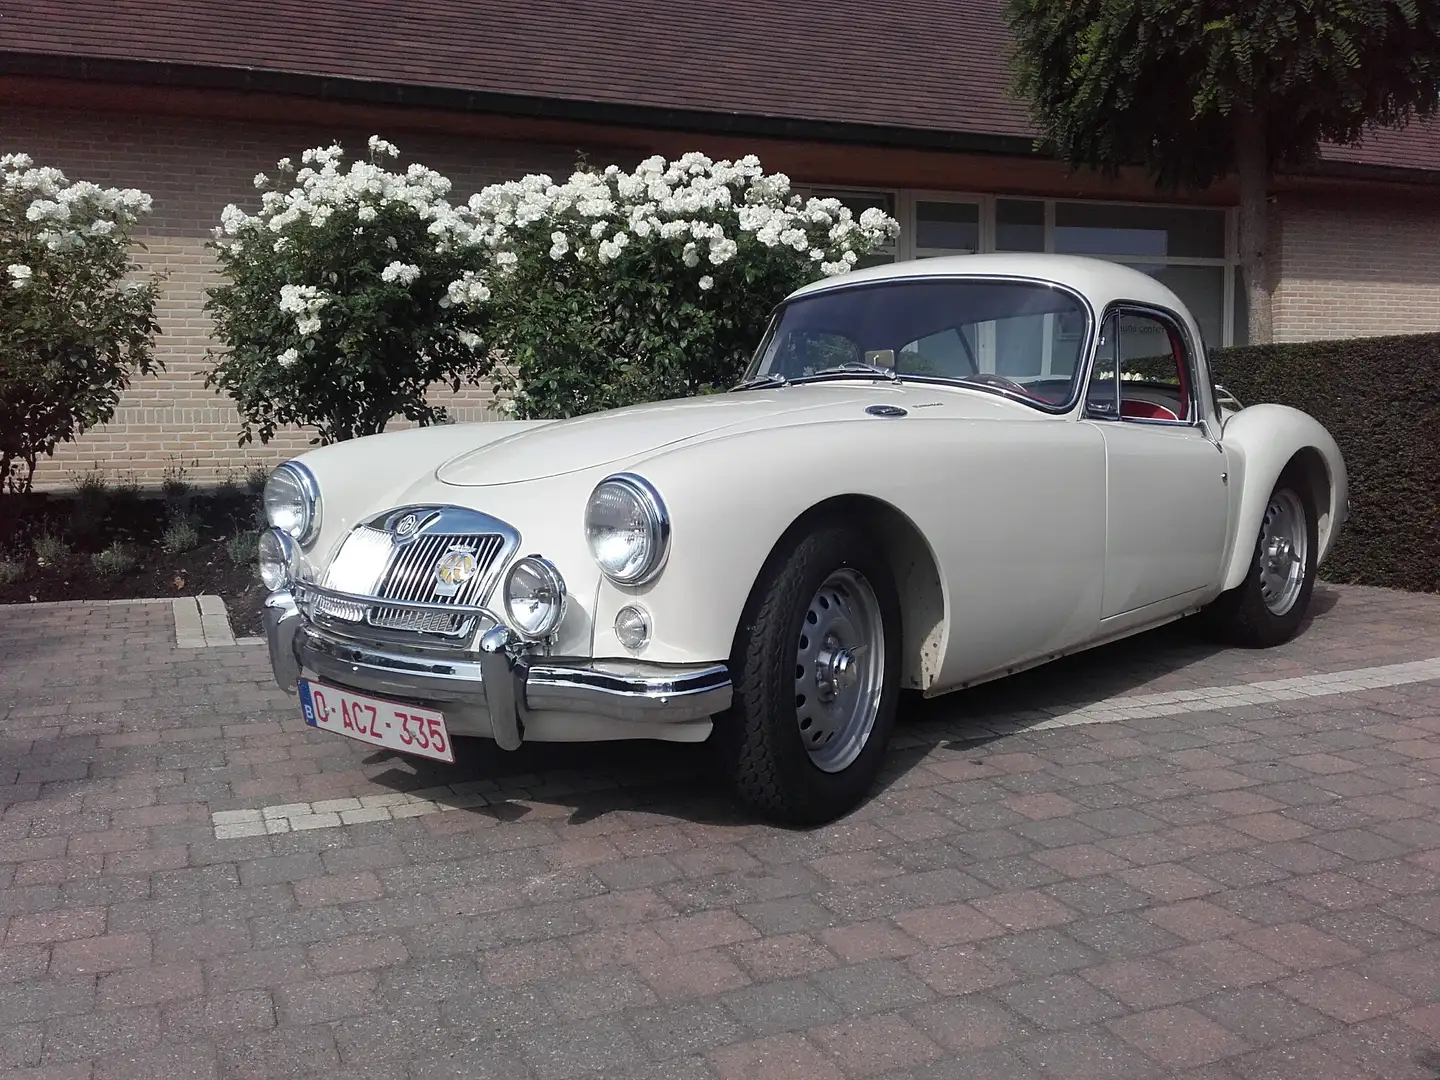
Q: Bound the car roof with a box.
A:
[787,253,1190,317]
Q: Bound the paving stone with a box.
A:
[3,592,1439,1080]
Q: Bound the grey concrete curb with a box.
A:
[173,594,243,648]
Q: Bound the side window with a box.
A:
[1116,311,1190,421]
[1087,309,1192,422]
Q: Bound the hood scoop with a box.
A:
[865,404,908,418]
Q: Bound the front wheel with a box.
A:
[717,520,901,826]
[1204,471,1318,648]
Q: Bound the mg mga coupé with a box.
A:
[260,253,1347,824]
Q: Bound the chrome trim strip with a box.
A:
[295,581,503,619]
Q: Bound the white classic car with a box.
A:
[260,253,1347,824]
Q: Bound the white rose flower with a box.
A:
[253,172,269,189]
[6,263,32,286]
[698,275,714,291]
[380,261,421,285]
[277,348,299,368]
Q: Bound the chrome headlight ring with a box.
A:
[584,472,670,586]
[263,460,322,545]
[257,527,297,591]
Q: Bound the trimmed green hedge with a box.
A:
[1211,332,1440,593]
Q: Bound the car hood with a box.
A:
[435,381,1035,486]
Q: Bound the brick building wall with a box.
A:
[1272,191,1440,343]
[8,105,1440,490]
[4,107,599,489]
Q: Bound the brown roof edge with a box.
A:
[6,50,1440,188]
[0,51,1039,158]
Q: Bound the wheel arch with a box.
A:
[748,493,947,693]
[1219,404,1348,592]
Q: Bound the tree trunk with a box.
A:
[1235,110,1274,345]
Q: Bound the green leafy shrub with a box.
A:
[442,152,900,418]
[1212,332,1440,592]
[31,531,69,567]
[205,138,491,444]
[225,530,259,566]
[0,556,22,585]
[1,155,161,493]
[91,542,137,576]
[160,519,200,554]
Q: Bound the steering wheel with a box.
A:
[964,372,1040,399]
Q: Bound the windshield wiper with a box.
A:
[793,362,900,383]
[730,372,789,392]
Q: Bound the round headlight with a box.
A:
[503,556,567,640]
[584,474,669,585]
[263,461,320,543]
[257,527,295,591]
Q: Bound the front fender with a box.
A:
[1219,403,1348,592]
[285,420,550,564]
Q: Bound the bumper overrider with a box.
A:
[263,589,733,751]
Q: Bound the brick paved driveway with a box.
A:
[1,584,1438,1080]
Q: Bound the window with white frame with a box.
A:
[802,188,1240,346]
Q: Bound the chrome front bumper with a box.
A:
[263,590,732,750]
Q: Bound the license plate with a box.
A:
[298,679,455,763]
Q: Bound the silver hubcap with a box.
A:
[1259,489,1308,616]
[794,568,885,773]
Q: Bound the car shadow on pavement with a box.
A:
[340,595,1343,828]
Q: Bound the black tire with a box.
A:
[1203,468,1318,648]
[716,518,902,826]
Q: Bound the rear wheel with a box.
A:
[717,520,901,825]
[1204,470,1318,647]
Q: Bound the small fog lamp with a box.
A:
[503,556,567,640]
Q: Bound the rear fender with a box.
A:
[1218,403,1348,592]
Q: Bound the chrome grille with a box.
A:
[375,532,506,607]
[307,507,516,649]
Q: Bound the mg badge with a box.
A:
[395,513,421,537]
[432,547,478,598]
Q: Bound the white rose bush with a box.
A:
[204,138,490,444]
[0,154,160,494]
[435,152,899,417]
[205,140,898,437]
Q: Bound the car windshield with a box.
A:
[743,277,1094,408]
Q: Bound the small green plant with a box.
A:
[160,518,200,554]
[0,557,23,586]
[161,458,191,500]
[69,467,109,541]
[114,472,140,500]
[31,531,70,567]
[216,469,241,501]
[71,466,107,506]
[225,530,259,566]
[91,541,137,576]
[245,464,269,496]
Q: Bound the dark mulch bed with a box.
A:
[0,477,269,637]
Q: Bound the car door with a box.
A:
[1083,305,1230,623]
